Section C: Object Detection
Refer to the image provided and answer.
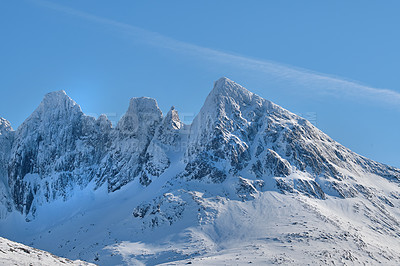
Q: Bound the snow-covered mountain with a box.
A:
[1,77,400,265]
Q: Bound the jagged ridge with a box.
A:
[0,77,399,219]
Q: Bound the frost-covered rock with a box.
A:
[0,118,14,218]
[133,192,187,228]
[104,97,163,189]
[7,91,112,216]
[142,106,185,181]
[1,78,400,219]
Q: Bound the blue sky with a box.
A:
[1,0,399,167]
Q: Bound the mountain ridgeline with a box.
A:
[0,77,399,220]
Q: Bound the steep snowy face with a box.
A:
[5,94,166,216]
[117,97,162,136]
[0,117,13,177]
[183,77,282,182]
[7,91,112,217]
[164,106,183,131]
[142,107,185,182]
[10,91,84,176]
[0,117,13,135]
[103,97,163,190]
[0,118,14,218]
[182,77,400,199]
[153,106,184,147]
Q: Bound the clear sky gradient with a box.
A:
[1,0,399,167]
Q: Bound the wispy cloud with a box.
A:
[32,0,400,107]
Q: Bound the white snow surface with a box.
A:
[0,77,400,265]
[0,236,96,266]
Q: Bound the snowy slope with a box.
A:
[0,78,399,265]
[0,236,96,266]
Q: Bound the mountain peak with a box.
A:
[165,106,183,130]
[127,97,161,115]
[42,90,72,104]
[210,77,256,103]
[44,90,67,97]
[117,97,162,133]
[37,90,81,114]
[212,77,237,93]
[196,78,264,120]
[213,76,231,87]
[17,91,82,130]
[0,118,13,135]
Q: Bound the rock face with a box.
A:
[4,94,166,218]
[0,118,14,218]
[182,78,399,198]
[7,91,112,217]
[105,97,163,190]
[1,78,400,219]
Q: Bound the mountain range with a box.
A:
[0,77,399,265]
